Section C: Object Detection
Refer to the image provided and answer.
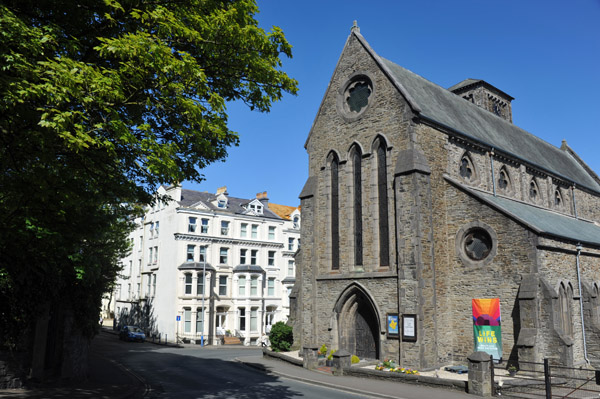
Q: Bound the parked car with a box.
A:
[119,325,146,342]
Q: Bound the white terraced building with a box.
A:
[106,185,300,345]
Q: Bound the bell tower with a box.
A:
[449,79,514,123]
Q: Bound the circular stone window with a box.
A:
[455,222,497,267]
[464,229,492,260]
[337,73,375,121]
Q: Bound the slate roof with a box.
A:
[346,32,600,192]
[178,189,283,220]
[448,177,600,247]
[379,57,600,192]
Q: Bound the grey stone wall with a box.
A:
[297,29,600,371]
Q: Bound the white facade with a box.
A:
[106,185,300,345]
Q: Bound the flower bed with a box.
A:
[374,359,418,374]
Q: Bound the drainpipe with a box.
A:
[575,243,589,363]
[489,149,496,196]
[571,185,578,219]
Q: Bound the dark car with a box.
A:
[119,325,146,342]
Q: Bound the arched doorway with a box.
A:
[334,284,380,360]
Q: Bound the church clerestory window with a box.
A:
[459,156,474,181]
[554,189,563,208]
[529,179,539,201]
[497,168,510,191]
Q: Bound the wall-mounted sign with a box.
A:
[402,314,417,342]
[387,313,399,338]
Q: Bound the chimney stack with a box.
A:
[256,191,269,205]
[216,186,228,196]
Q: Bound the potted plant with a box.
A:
[318,344,327,358]
[508,365,518,377]
[326,349,336,367]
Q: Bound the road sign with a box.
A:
[176,315,181,321]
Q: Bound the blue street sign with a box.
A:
[176,315,181,321]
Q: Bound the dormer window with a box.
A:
[249,203,263,214]
[215,193,228,209]
[244,199,264,215]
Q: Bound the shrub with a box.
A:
[327,349,337,360]
[351,355,360,364]
[269,321,293,352]
[319,344,327,356]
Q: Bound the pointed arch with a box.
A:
[373,136,389,267]
[528,177,541,204]
[497,166,512,193]
[327,151,340,271]
[349,144,363,266]
[557,282,573,337]
[459,152,477,182]
[333,283,381,359]
[554,187,564,208]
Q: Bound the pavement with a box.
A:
[0,329,471,399]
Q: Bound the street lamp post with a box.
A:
[201,262,205,347]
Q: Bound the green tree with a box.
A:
[0,0,297,379]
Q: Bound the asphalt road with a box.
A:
[101,334,373,398]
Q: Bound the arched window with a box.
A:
[497,167,511,192]
[459,154,475,182]
[352,146,363,266]
[376,139,389,267]
[529,179,539,202]
[329,153,340,270]
[554,189,563,208]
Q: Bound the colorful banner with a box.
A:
[472,298,502,360]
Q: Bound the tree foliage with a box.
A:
[0,0,297,355]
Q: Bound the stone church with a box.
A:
[291,24,600,370]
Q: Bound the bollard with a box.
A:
[467,351,492,396]
[302,344,320,370]
[332,349,351,376]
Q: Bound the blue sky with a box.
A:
[185,0,600,206]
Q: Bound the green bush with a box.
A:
[327,349,337,361]
[319,344,328,356]
[351,355,360,364]
[269,321,293,352]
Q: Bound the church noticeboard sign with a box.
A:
[472,298,503,361]
[402,314,417,342]
[386,313,399,338]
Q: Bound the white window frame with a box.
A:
[221,220,229,236]
[188,217,197,233]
